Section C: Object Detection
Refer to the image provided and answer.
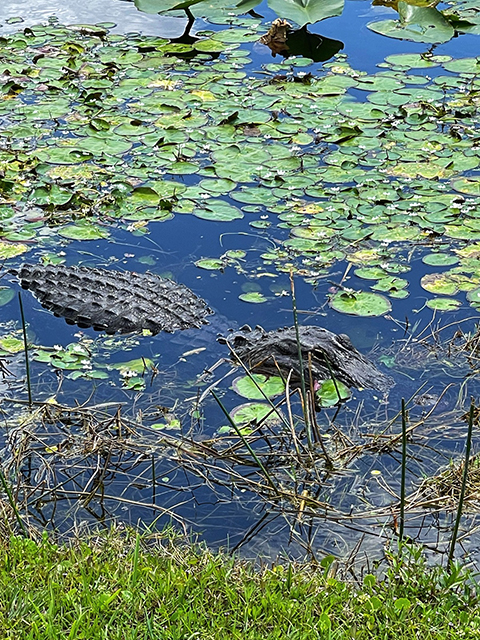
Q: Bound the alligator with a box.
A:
[12,263,393,393]
[12,263,212,334]
[219,324,394,393]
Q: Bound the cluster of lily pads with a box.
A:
[0,22,480,319]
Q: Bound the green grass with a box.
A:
[0,528,479,639]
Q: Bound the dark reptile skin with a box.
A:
[14,263,213,335]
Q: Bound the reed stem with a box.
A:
[18,292,32,410]
[448,398,475,567]
[399,398,407,542]
[289,271,313,451]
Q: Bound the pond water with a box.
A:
[1,0,480,568]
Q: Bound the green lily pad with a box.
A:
[422,253,459,266]
[329,290,392,317]
[58,223,109,241]
[0,335,24,353]
[317,378,351,408]
[239,292,267,303]
[368,3,454,44]
[354,267,388,280]
[230,402,279,425]
[193,200,243,222]
[451,178,480,196]
[0,241,29,259]
[420,273,459,296]
[111,358,155,373]
[232,374,285,400]
[426,298,462,311]
[467,288,480,306]
[195,258,226,270]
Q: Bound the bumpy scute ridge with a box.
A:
[13,263,212,334]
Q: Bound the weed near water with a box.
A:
[0,526,479,639]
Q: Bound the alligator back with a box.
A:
[13,263,212,334]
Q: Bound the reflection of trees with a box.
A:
[260,21,344,63]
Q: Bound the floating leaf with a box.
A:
[467,286,480,307]
[317,378,351,408]
[0,336,24,353]
[368,3,454,44]
[329,290,392,317]
[451,178,480,196]
[111,358,155,374]
[195,258,226,270]
[239,292,267,303]
[230,402,279,425]
[232,374,285,400]
[420,273,459,296]
[422,253,459,266]
[426,298,461,311]
[268,0,345,27]
[193,200,244,222]
[0,242,29,259]
[58,223,109,241]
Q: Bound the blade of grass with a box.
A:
[0,468,28,537]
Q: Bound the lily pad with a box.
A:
[58,223,109,241]
[426,298,462,312]
[239,292,267,303]
[232,374,285,400]
[0,242,29,259]
[422,253,459,267]
[193,200,243,222]
[0,287,15,306]
[329,290,392,317]
[195,258,226,270]
[420,273,459,296]
[230,402,279,425]
[317,378,351,408]
[111,358,155,374]
[467,288,480,306]
[0,335,24,353]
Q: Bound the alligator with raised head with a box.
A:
[12,263,393,394]
[219,324,394,394]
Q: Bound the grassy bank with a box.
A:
[0,528,478,639]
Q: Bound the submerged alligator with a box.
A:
[12,263,212,334]
[12,263,393,394]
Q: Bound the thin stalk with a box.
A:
[18,292,32,410]
[151,454,156,505]
[290,270,313,451]
[399,398,407,542]
[211,390,279,495]
[0,468,28,537]
[448,398,475,567]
